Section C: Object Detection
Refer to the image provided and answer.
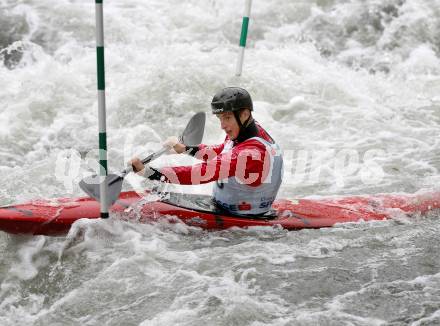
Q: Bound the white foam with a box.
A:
[1,1,440,325]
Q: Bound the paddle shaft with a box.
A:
[111,130,186,184]
[107,147,169,186]
[80,112,205,205]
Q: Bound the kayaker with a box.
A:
[130,87,283,215]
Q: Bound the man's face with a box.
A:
[216,111,240,140]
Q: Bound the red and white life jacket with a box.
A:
[213,137,283,215]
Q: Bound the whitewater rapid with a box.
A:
[1,0,439,325]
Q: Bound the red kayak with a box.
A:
[0,190,439,236]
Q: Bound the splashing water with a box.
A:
[1,0,439,325]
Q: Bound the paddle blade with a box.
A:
[181,112,205,145]
[79,174,123,206]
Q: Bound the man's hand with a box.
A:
[128,157,145,175]
[163,136,186,154]
[128,157,161,180]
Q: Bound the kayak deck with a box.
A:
[0,191,439,236]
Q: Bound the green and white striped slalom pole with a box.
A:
[95,0,109,218]
[235,0,252,77]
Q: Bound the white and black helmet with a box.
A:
[211,87,253,114]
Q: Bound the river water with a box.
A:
[1,0,440,325]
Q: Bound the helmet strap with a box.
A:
[233,109,254,142]
[234,110,253,128]
[233,110,243,129]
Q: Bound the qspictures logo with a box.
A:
[54,140,386,195]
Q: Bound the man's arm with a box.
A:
[159,140,269,186]
[168,136,227,162]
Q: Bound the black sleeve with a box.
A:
[185,145,199,157]
[145,167,168,182]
